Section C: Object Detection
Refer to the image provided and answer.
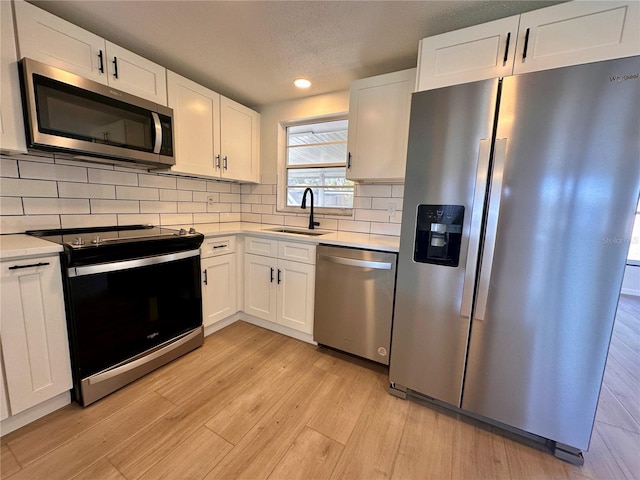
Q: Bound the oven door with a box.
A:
[65,250,202,402]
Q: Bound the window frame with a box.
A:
[277,113,353,216]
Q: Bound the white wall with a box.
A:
[621,264,640,297]
[0,153,241,234]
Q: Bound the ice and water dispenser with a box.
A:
[414,205,464,267]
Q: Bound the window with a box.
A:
[284,118,354,210]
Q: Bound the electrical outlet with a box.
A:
[387,203,396,217]
[207,195,215,206]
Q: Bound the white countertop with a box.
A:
[0,234,63,260]
[196,222,400,252]
[0,223,400,260]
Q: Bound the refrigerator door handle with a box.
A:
[475,138,508,321]
[461,139,492,318]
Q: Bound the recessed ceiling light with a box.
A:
[293,78,312,89]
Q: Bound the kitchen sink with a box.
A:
[263,227,330,236]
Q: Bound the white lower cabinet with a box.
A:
[244,237,315,335]
[0,255,72,416]
[201,237,238,328]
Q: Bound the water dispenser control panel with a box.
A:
[414,204,464,267]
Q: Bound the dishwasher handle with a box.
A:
[319,254,392,270]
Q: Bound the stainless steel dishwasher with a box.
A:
[314,245,397,365]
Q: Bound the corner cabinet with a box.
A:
[13,0,167,104]
[0,0,27,154]
[244,236,315,335]
[0,255,72,416]
[166,71,260,183]
[346,69,415,183]
[220,96,261,183]
[416,1,640,91]
[201,236,238,328]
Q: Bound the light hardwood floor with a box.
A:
[2,295,638,480]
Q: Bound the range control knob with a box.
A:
[188,227,196,234]
[91,235,102,244]
[179,228,187,235]
[73,237,85,246]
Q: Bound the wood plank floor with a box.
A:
[2,295,638,480]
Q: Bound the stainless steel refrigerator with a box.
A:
[389,55,640,464]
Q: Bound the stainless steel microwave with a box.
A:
[19,58,175,168]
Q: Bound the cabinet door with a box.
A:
[514,1,640,75]
[347,69,416,182]
[167,71,220,178]
[0,348,9,420]
[13,0,106,84]
[202,254,237,327]
[220,96,260,183]
[277,259,315,334]
[105,41,168,105]
[0,257,72,415]
[244,254,277,322]
[0,0,27,154]
[416,15,520,91]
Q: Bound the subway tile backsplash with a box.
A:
[0,153,403,236]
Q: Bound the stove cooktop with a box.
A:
[28,225,204,266]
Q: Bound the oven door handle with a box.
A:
[68,249,200,277]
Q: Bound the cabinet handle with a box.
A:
[503,32,511,64]
[8,262,50,270]
[213,244,227,249]
[522,28,530,60]
[112,57,119,79]
[347,152,352,169]
[203,269,208,285]
[223,156,228,170]
[215,154,221,169]
[270,267,274,283]
[277,269,281,284]
[98,50,105,73]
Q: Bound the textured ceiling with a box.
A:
[28,0,563,109]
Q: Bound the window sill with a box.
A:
[277,206,353,217]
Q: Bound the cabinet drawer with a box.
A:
[201,236,236,258]
[278,241,316,265]
[245,236,278,257]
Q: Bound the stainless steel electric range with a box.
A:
[28,225,204,406]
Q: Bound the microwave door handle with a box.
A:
[151,112,162,154]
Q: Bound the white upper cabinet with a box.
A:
[0,0,27,154]
[220,96,261,183]
[102,41,167,105]
[513,1,640,75]
[416,1,640,91]
[416,16,520,91]
[347,68,416,183]
[13,0,167,105]
[167,71,220,178]
[166,72,260,182]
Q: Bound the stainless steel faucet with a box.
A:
[301,187,320,229]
